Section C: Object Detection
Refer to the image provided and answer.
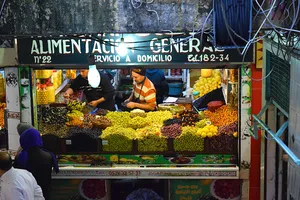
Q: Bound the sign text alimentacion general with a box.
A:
[30,38,225,55]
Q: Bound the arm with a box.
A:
[127,102,155,111]
[127,89,156,111]
[125,92,133,102]
[10,187,30,200]
[100,73,115,101]
[64,75,81,98]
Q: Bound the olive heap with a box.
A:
[129,116,149,129]
[92,115,112,129]
[101,126,136,152]
[106,111,131,127]
[69,126,102,139]
[174,126,204,152]
[39,106,67,124]
[137,126,167,152]
[173,110,200,126]
[161,124,182,138]
[138,134,168,152]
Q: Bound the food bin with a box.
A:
[168,82,183,96]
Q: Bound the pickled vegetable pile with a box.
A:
[38,102,238,153]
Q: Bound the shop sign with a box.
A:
[170,180,209,200]
[16,33,253,65]
[169,179,242,200]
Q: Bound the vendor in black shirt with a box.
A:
[64,69,115,111]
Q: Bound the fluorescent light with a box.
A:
[88,65,101,88]
[116,37,127,57]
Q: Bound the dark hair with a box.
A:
[0,152,13,171]
[131,68,146,76]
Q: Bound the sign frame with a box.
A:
[15,33,254,68]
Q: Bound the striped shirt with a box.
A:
[133,78,157,108]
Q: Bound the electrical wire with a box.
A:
[214,0,252,49]
[254,0,300,34]
[0,0,7,20]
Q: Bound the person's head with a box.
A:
[131,68,146,84]
[20,128,43,151]
[80,69,89,78]
[17,122,33,136]
[0,152,12,175]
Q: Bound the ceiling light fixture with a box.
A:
[87,55,101,88]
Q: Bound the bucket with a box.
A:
[168,83,183,96]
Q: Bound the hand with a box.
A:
[88,100,99,107]
[126,102,136,109]
[64,92,70,98]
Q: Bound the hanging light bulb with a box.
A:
[87,55,101,88]
[116,36,128,57]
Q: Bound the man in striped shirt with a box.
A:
[124,68,157,111]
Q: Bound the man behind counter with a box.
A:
[124,68,157,111]
[64,69,115,111]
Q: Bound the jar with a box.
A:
[37,85,48,105]
[47,84,55,103]
[0,73,4,95]
[36,70,53,79]
[57,70,62,86]
[52,71,58,90]
[66,70,77,79]
[229,69,238,83]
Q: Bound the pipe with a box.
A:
[253,114,300,166]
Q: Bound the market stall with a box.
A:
[15,33,253,199]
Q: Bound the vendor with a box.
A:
[124,68,156,111]
[146,69,169,104]
[64,69,115,111]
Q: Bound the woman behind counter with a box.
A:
[124,68,156,111]
[64,69,115,111]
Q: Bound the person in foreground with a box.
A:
[14,124,59,200]
[0,152,45,200]
[124,68,157,111]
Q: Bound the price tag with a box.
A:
[66,140,72,145]
[102,140,108,145]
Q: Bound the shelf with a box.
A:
[229,81,238,85]
[52,166,239,179]
[55,79,70,96]
[166,76,183,79]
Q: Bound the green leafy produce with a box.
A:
[67,110,84,120]
[67,100,86,111]
[174,126,204,151]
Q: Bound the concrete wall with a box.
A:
[0,0,212,35]
[288,56,300,200]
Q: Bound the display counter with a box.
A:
[31,68,240,176]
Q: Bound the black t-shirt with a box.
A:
[14,147,53,200]
[70,72,115,111]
